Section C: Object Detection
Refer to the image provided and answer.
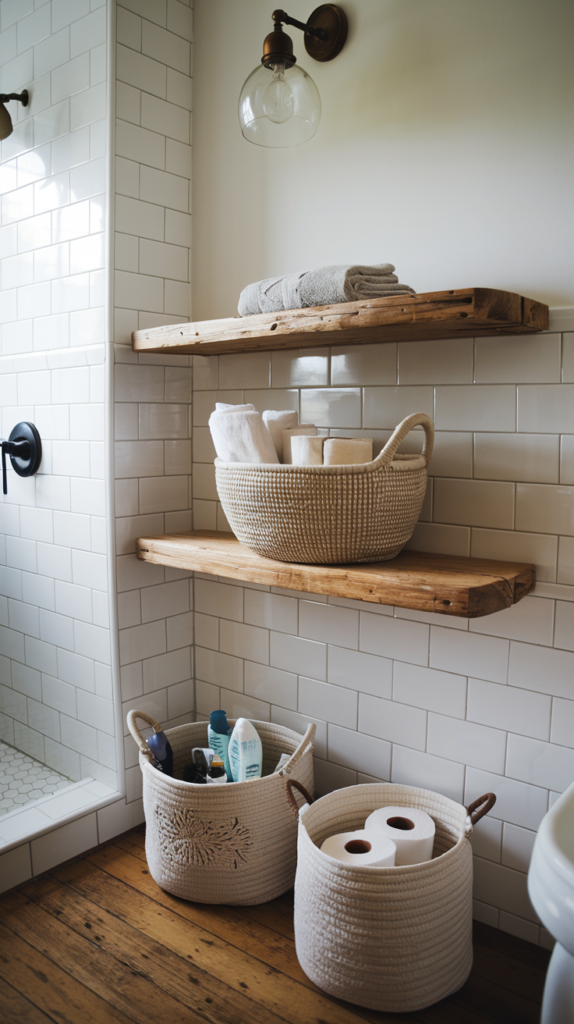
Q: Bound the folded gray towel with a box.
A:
[238,264,416,316]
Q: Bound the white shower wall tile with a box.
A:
[0,0,195,847]
[0,338,114,783]
[112,334,192,757]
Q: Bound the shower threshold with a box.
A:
[0,740,117,850]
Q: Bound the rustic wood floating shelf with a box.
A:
[132,288,548,356]
[136,531,535,618]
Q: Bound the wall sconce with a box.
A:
[0,90,29,141]
[238,5,347,148]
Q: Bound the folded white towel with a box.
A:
[282,425,318,464]
[323,438,374,465]
[209,408,279,464]
[291,435,324,466]
[263,409,298,461]
[238,264,416,316]
[216,402,256,412]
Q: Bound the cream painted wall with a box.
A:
[192,0,574,319]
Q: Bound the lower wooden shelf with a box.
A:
[136,531,535,618]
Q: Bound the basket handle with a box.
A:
[281,723,316,774]
[127,709,163,759]
[375,412,434,468]
[465,792,496,835]
[286,779,314,818]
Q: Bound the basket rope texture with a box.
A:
[293,782,490,1013]
[127,711,315,905]
[215,412,434,564]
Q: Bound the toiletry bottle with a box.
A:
[228,718,263,782]
[206,754,228,785]
[147,729,174,776]
[192,747,214,776]
[208,710,233,780]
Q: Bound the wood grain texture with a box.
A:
[136,531,535,618]
[132,288,549,355]
[0,824,550,1024]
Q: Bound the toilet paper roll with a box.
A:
[282,425,317,463]
[365,806,435,865]
[323,438,374,465]
[291,435,324,466]
[320,829,396,867]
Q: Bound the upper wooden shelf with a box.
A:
[132,288,548,356]
[136,531,535,618]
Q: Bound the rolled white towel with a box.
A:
[262,409,298,461]
[209,408,279,464]
[323,438,374,465]
[216,402,255,412]
[291,435,324,466]
[282,425,318,464]
[238,264,416,316]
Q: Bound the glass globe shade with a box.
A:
[238,62,321,148]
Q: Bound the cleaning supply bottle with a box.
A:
[228,718,263,782]
[207,710,232,780]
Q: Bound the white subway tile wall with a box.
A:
[0,0,115,793]
[112,0,193,795]
[192,329,574,946]
[0,0,192,879]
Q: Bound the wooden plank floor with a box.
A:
[0,825,550,1024]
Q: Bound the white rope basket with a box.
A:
[127,711,315,905]
[215,412,434,564]
[290,782,495,1013]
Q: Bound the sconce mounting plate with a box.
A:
[304,4,347,62]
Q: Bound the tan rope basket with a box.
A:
[127,711,315,904]
[215,412,434,564]
[291,782,495,1013]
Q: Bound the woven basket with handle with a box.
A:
[127,711,315,904]
[215,411,434,564]
[291,781,495,1013]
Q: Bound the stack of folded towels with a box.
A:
[209,403,374,466]
[238,263,415,316]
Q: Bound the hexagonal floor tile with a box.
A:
[0,740,72,818]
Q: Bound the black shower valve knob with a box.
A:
[1,422,42,496]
